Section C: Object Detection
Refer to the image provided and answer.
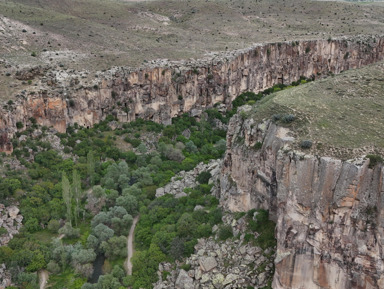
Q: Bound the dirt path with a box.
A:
[38,270,49,289]
[124,215,139,275]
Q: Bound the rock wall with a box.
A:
[219,109,384,289]
[0,36,384,153]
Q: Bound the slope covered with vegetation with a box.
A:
[0,77,300,288]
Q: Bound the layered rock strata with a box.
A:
[1,36,384,153]
[219,109,384,289]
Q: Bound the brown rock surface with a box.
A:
[220,113,384,289]
[0,36,383,153]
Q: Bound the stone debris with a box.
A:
[154,213,275,289]
[155,159,222,198]
[154,236,274,289]
[0,205,22,288]
[0,204,23,246]
[0,264,11,289]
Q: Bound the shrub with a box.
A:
[305,46,310,54]
[196,171,212,184]
[24,218,40,233]
[366,154,383,169]
[180,263,191,271]
[124,137,141,148]
[253,142,262,150]
[300,140,313,149]
[58,223,80,238]
[218,225,233,241]
[47,260,61,274]
[47,219,60,233]
[281,114,295,123]
[69,99,75,107]
[248,210,276,249]
[162,271,170,280]
[272,114,280,121]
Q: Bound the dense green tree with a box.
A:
[100,236,127,259]
[169,237,185,260]
[26,251,46,272]
[97,274,121,289]
[47,260,60,274]
[111,265,125,282]
[71,249,96,266]
[24,218,40,233]
[92,224,114,244]
[176,213,197,237]
[116,195,138,216]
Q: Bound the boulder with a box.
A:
[199,256,218,272]
[223,273,238,285]
[175,269,194,289]
[7,206,19,219]
[212,273,225,288]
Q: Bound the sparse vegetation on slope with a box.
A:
[247,61,384,159]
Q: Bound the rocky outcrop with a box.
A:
[220,110,384,288]
[0,205,23,246]
[0,264,11,289]
[1,36,383,153]
[155,159,222,198]
[153,213,275,289]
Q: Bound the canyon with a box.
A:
[0,33,383,289]
[0,35,383,154]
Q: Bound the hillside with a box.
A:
[1,0,384,71]
[0,1,384,289]
[247,61,384,159]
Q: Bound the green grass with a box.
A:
[30,230,58,244]
[108,257,125,270]
[48,268,86,289]
[62,221,91,245]
[248,61,384,158]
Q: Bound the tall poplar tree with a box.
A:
[62,172,72,226]
[72,169,82,226]
[87,151,95,186]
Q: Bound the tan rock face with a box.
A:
[0,37,383,154]
[220,114,384,289]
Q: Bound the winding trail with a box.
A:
[125,215,139,275]
[38,269,49,289]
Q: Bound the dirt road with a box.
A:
[124,215,139,275]
[38,270,49,289]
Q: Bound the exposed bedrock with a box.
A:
[0,36,384,153]
[219,111,384,289]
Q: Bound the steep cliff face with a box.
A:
[220,109,384,289]
[0,36,384,153]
